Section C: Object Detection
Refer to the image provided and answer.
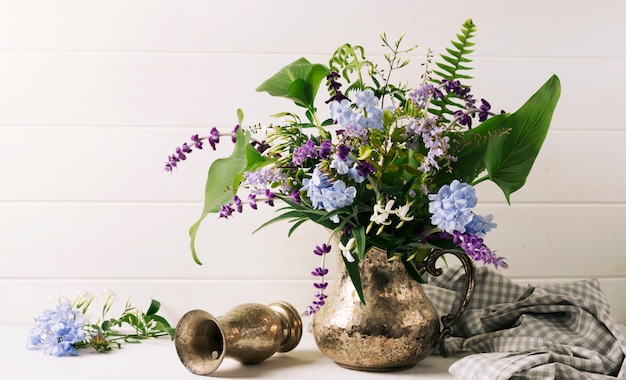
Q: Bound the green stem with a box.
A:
[471,175,488,186]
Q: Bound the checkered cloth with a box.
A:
[423,266,626,379]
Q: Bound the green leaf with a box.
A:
[353,225,367,260]
[253,209,324,234]
[402,258,425,283]
[236,108,244,125]
[287,218,308,237]
[484,75,561,202]
[256,58,330,109]
[432,113,511,186]
[101,319,112,332]
[189,129,272,264]
[146,299,160,316]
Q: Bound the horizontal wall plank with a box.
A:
[4,277,625,325]
[1,127,624,203]
[0,203,624,279]
[0,0,623,58]
[0,203,330,280]
[0,53,621,130]
[1,279,317,326]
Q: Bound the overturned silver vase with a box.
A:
[174,301,303,375]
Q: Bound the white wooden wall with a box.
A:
[1,0,625,325]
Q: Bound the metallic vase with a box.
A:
[312,246,475,371]
[175,301,303,375]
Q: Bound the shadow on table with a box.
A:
[210,349,326,378]
[210,350,462,378]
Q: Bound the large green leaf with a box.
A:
[484,74,561,202]
[432,113,511,187]
[189,128,271,264]
[256,58,330,109]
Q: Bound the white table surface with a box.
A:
[3,325,459,379]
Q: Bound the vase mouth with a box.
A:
[174,309,225,375]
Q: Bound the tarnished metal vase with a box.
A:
[175,301,302,375]
[312,246,475,371]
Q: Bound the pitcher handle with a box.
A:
[420,249,476,357]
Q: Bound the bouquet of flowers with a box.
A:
[165,19,560,314]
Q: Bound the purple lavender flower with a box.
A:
[319,140,332,159]
[164,135,201,172]
[231,125,239,143]
[407,84,443,108]
[248,194,258,210]
[453,231,508,269]
[293,140,318,166]
[325,71,349,104]
[454,109,473,128]
[233,195,243,213]
[355,161,375,178]
[190,134,203,149]
[336,145,351,161]
[303,244,331,316]
[208,127,220,150]
[289,190,301,204]
[164,132,217,172]
[313,281,328,290]
[478,99,491,122]
[342,224,353,236]
[218,203,235,219]
[313,244,332,256]
[343,121,369,142]
[442,79,470,97]
[264,189,276,206]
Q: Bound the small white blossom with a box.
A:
[339,238,356,263]
[370,199,396,225]
[395,202,415,228]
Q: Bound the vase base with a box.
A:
[335,361,416,372]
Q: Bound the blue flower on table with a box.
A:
[26,302,85,357]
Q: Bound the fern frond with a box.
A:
[328,43,375,94]
[429,19,477,121]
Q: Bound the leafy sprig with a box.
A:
[72,291,175,352]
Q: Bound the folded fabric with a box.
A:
[423,266,626,379]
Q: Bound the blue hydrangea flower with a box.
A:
[301,166,332,209]
[301,166,356,222]
[428,180,477,233]
[321,180,357,212]
[363,107,383,130]
[243,167,286,195]
[27,302,85,356]
[329,99,356,126]
[329,153,353,175]
[465,213,497,237]
[354,89,379,112]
